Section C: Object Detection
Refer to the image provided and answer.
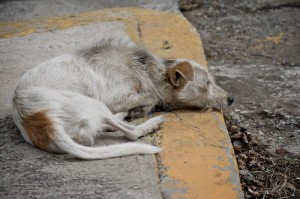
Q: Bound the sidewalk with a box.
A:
[0,6,243,199]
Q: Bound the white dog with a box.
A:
[12,37,234,159]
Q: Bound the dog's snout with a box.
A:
[227,96,234,106]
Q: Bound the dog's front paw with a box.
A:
[130,115,165,139]
[150,116,165,127]
[142,116,165,133]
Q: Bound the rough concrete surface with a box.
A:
[0,0,178,21]
[180,0,300,66]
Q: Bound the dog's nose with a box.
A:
[227,96,234,106]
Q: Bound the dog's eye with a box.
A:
[206,80,211,85]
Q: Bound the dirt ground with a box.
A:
[179,0,300,198]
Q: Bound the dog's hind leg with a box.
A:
[101,112,129,132]
[106,116,165,140]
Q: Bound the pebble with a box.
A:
[231,125,238,131]
[233,140,242,151]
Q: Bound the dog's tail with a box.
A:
[54,129,161,159]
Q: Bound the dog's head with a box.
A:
[165,59,234,111]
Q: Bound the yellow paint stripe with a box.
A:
[133,9,206,65]
[159,111,240,198]
[0,8,136,38]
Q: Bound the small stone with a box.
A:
[237,158,246,168]
[239,153,248,160]
[233,140,242,152]
[258,131,264,135]
[240,169,253,181]
[231,125,238,131]
[242,134,249,143]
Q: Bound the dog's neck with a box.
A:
[127,47,178,108]
[143,59,177,108]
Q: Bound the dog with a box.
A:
[12,37,234,160]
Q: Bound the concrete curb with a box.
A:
[0,8,243,198]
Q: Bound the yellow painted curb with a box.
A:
[0,8,243,199]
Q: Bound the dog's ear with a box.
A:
[167,61,194,88]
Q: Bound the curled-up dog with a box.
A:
[12,37,234,160]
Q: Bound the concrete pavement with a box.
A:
[0,2,243,199]
[0,0,179,21]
